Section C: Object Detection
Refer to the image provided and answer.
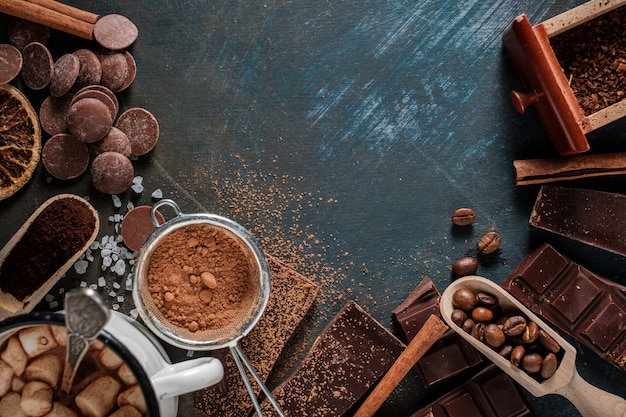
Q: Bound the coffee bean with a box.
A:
[476,291,498,308]
[538,330,561,354]
[450,309,467,327]
[451,257,477,276]
[540,353,558,379]
[471,322,485,342]
[452,288,476,311]
[451,207,476,226]
[498,344,513,359]
[522,352,543,374]
[522,321,539,344]
[471,306,494,323]
[511,345,525,367]
[462,318,475,334]
[503,316,526,336]
[477,231,501,254]
[483,323,505,348]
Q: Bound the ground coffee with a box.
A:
[0,198,96,300]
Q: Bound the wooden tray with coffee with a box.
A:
[503,0,626,156]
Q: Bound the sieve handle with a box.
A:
[150,357,224,399]
[150,199,183,228]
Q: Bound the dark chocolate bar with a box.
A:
[529,185,626,257]
[410,365,536,417]
[194,255,319,417]
[502,242,626,372]
[259,301,405,417]
[392,277,483,387]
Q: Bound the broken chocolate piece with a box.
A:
[258,300,405,417]
[410,365,536,417]
[502,242,626,372]
[530,185,626,257]
[392,277,483,387]
[194,255,319,417]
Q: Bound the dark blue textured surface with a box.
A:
[2,1,626,415]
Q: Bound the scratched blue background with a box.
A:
[2,1,626,416]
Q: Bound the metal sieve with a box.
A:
[132,199,285,416]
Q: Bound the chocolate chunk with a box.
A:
[93,14,139,51]
[41,133,89,180]
[72,49,102,90]
[116,108,159,156]
[67,97,113,143]
[89,126,132,158]
[194,254,319,417]
[21,42,53,90]
[90,151,134,195]
[120,206,165,251]
[392,277,483,387]
[0,44,22,84]
[502,243,626,372]
[258,301,404,416]
[49,53,80,97]
[530,185,626,257]
[8,18,51,50]
[410,365,536,417]
[39,94,73,136]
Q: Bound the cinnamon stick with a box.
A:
[26,0,99,24]
[0,0,97,40]
[514,152,626,186]
[353,314,449,417]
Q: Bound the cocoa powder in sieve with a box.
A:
[146,224,257,332]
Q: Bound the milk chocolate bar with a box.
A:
[194,255,319,417]
[392,277,483,387]
[502,243,626,372]
[410,365,536,417]
[259,301,405,416]
[529,185,626,257]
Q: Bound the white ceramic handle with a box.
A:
[150,357,224,399]
[557,368,626,417]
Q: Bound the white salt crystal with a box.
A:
[98,277,106,287]
[113,259,126,276]
[151,189,163,199]
[131,183,144,194]
[108,215,116,222]
[58,288,65,295]
[133,176,143,185]
[101,249,112,257]
[102,256,112,268]
[115,213,123,222]
[45,294,54,302]
[112,304,120,310]
[127,201,135,211]
[89,284,98,290]
[80,281,87,287]
[109,291,117,298]
[113,282,121,290]
[49,301,58,309]
[90,242,100,250]
[117,295,125,303]
[112,194,122,208]
[74,260,89,274]
[130,309,139,319]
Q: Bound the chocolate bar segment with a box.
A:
[259,301,405,416]
[392,277,483,387]
[194,255,319,417]
[410,365,536,417]
[530,185,626,257]
[502,242,626,372]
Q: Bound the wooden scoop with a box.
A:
[0,194,99,319]
[440,275,626,417]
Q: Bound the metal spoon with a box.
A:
[440,275,626,417]
[61,288,111,393]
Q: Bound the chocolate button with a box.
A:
[116,108,159,156]
[93,14,139,51]
[120,206,165,251]
[89,126,132,158]
[49,53,80,97]
[21,42,53,90]
[8,18,51,50]
[73,49,102,90]
[67,97,113,143]
[0,44,22,84]
[90,151,134,195]
[42,133,89,180]
[39,94,73,135]
[117,50,137,92]
[97,50,129,92]
[74,85,119,116]
[71,89,118,122]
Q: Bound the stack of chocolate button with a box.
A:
[4,17,159,195]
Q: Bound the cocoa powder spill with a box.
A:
[0,198,96,300]
[146,223,257,333]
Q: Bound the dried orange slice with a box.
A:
[0,84,41,201]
